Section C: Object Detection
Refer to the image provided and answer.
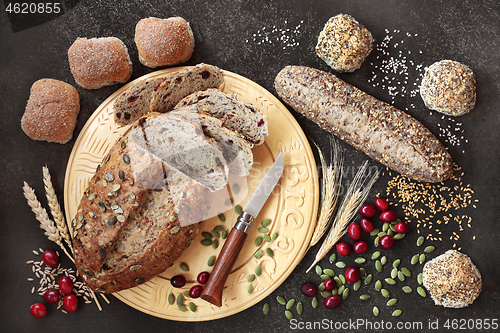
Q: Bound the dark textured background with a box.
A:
[1,1,499,332]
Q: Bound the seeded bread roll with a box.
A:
[21,79,80,144]
[175,88,269,145]
[135,17,194,68]
[150,63,224,114]
[423,250,482,308]
[316,14,374,73]
[275,65,454,183]
[420,60,476,116]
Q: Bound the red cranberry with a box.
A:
[197,271,210,284]
[348,223,362,241]
[171,275,186,288]
[359,218,374,233]
[42,250,59,268]
[323,278,335,291]
[63,294,78,313]
[189,285,203,298]
[353,240,368,254]
[324,295,341,309]
[379,235,395,249]
[359,204,376,218]
[43,289,61,304]
[380,210,398,222]
[58,276,74,294]
[345,266,361,283]
[336,242,352,256]
[300,282,318,297]
[30,303,47,318]
[374,197,389,211]
[395,222,410,234]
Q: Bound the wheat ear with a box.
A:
[23,181,74,262]
[310,138,343,246]
[306,161,379,273]
[42,166,73,254]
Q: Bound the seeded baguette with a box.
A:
[275,65,453,183]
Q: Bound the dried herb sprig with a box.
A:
[306,161,379,273]
[310,138,343,246]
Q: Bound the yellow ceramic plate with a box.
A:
[64,67,318,321]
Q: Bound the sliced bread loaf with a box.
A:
[113,76,168,125]
[173,109,253,176]
[150,63,224,114]
[174,88,268,145]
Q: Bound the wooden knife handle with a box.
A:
[201,227,247,307]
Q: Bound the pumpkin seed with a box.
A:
[169,215,177,222]
[263,303,270,314]
[353,280,362,291]
[387,298,398,306]
[312,297,319,308]
[235,205,242,215]
[370,228,380,236]
[417,286,427,297]
[296,302,303,315]
[375,280,382,291]
[176,294,184,306]
[360,267,367,279]
[417,236,425,246]
[387,229,395,237]
[221,229,228,239]
[266,248,274,258]
[391,267,398,279]
[373,306,379,316]
[336,261,346,269]
[385,278,397,285]
[329,253,337,263]
[338,274,346,285]
[207,256,216,267]
[398,271,406,281]
[323,268,334,276]
[212,239,219,249]
[382,222,390,232]
[247,284,254,294]
[88,193,97,201]
[271,232,278,241]
[217,213,226,222]
[360,294,370,301]
[375,260,383,272]
[334,277,342,288]
[417,273,423,285]
[211,230,220,239]
[254,250,263,259]
[355,257,366,264]
[393,259,401,268]
[232,183,240,194]
[401,267,411,277]
[202,232,213,240]
[180,263,189,272]
[107,215,117,226]
[411,254,419,265]
[381,288,390,298]
[342,287,350,300]
[378,231,387,237]
[394,233,405,240]
[285,310,293,320]
[112,184,121,192]
[201,239,212,246]
[392,309,402,317]
[286,299,295,310]
[320,274,330,281]
[170,226,180,234]
[168,293,175,305]
[276,296,286,305]
[424,245,435,253]
[255,236,263,246]
[261,218,272,227]
[331,288,338,296]
[315,265,322,275]
[371,251,381,260]
[419,253,426,264]
[402,286,413,293]
[188,302,197,312]
[337,285,345,295]
[178,304,186,312]
[374,236,380,247]
[255,264,262,276]
[225,198,233,206]
[318,283,325,293]
[364,274,373,285]
[380,255,387,265]
[263,234,272,242]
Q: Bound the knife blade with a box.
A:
[201,152,284,307]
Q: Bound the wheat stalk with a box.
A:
[42,166,73,254]
[306,161,379,273]
[310,138,343,246]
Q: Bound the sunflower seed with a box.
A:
[121,140,126,149]
[118,170,124,180]
[263,303,270,314]
[417,273,423,285]
[402,286,413,293]
[107,215,117,226]
[296,302,303,315]
[254,250,263,259]
[277,296,286,305]
[261,218,272,227]
[355,257,366,264]
[424,246,435,253]
[218,213,226,221]
[360,294,370,301]
[285,310,293,320]
[170,226,180,234]
[419,253,426,264]
[104,172,114,182]
[312,297,319,308]
[392,309,402,317]
[180,263,189,272]
[130,265,142,271]
[286,299,295,310]
[255,264,262,276]
[88,193,96,201]
[266,248,274,258]
[373,306,379,316]
[417,236,425,246]
[385,278,397,285]
[417,286,427,297]
[123,154,130,164]
[336,261,346,269]
[329,253,337,263]
[411,254,419,265]
[381,289,390,298]
[364,274,373,285]
[207,256,216,267]
[168,293,175,305]
[117,215,126,223]
[387,298,398,306]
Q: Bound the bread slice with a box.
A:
[150,63,224,114]
[174,109,253,176]
[175,88,268,145]
[112,76,167,125]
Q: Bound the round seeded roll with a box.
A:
[21,79,80,144]
[315,13,374,73]
[420,60,476,116]
[68,37,133,89]
[422,249,482,308]
[134,17,195,68]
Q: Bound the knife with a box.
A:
[201,152,284,307]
